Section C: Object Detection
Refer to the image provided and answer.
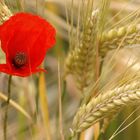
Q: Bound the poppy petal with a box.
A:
[0,64,10,73]
[0,64,47,77]
[0,13,56,77]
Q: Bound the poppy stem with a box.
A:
[3,75,12,140]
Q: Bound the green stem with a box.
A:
[3,75,12,140]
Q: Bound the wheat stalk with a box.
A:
[72,79,140,133]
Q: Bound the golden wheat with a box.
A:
[72,79,140,133]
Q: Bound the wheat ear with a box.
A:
[100,24,140,57]
[0,1,12,24]
[65,10,99,93]
[72,79,140,133]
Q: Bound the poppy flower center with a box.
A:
[13,52,27,68]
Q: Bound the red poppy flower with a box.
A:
[0,12,56,77]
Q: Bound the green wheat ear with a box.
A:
[100,24,140,57]
[65,9,99,93]
[0,1,12,24]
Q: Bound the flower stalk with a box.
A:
[3,75,12,140]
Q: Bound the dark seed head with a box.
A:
[13,52,27,68]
